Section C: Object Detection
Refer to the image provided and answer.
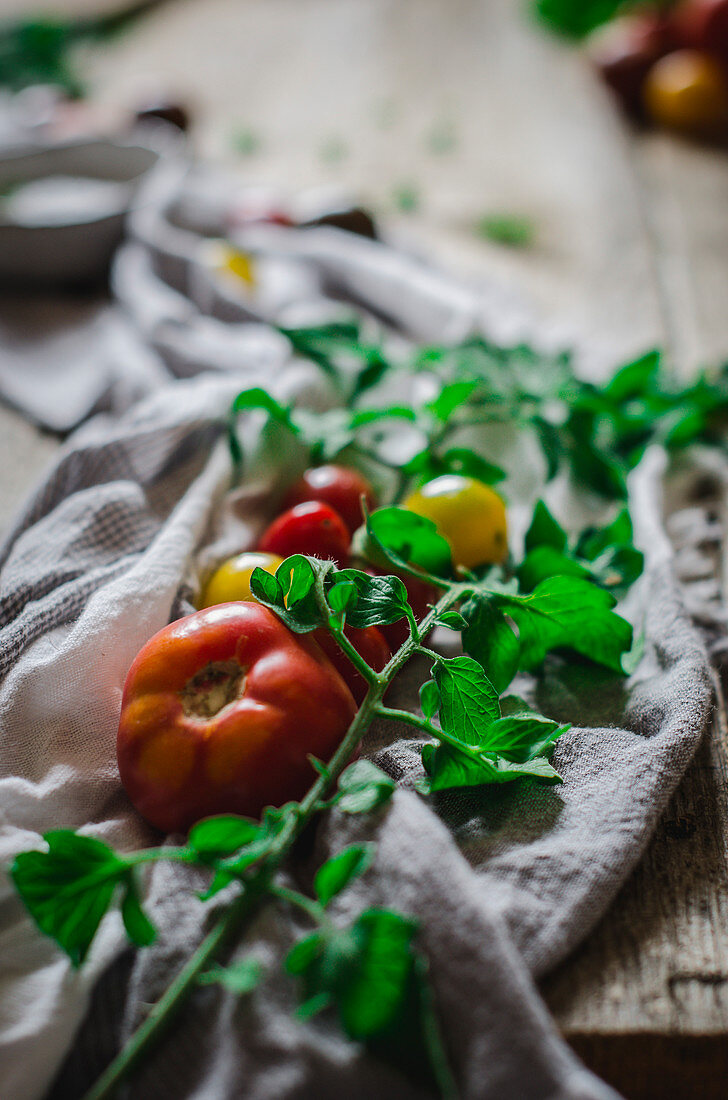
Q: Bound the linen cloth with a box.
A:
[0,157,718,1100]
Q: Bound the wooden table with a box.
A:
[1,2,727,1096]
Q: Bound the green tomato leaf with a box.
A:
[10,831,128,967]
[604,349,660,403]
[531,415,563,481]
[327,580,358,613]
[426,379,481,421]
[336,909,418,1039]
[285,931,325,976]
[534,0,626,40]
[326,568,410,629]
[363,507,453,579]
[519,505,643,594]
[296,992,334,1020]
[432,656,500,744]
[497,575,633,673]
[479,715,566,762]
[420,742,562,791]
[439,448,506,485]
[280,320,363,377]
[419,679,440,721]
[198,958,264,994]
[188,816,261,859]
[208,803,299,879]
[198,870,235,901]
[252,556,327,633]
[524,500,567,553]
[315,843,375,907]
[566,409,628,499]
[336,760,396,814]
[231,387,294,426]
[516,546,591,592]
[433,610,469,631]
[120,875,156,947]
[280,554,319,605]
[461,599,521,693]
[249,566,283,607]
[350,406,418,428]
[287,907,418,1040]
[351,352,391,400]
[476,213,535,248]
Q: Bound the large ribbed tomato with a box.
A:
[117,603,356,833]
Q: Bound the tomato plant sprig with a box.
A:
[17,320,706,1097]
[233,327,728,507]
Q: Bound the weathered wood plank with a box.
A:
[542,693,728,1098]
[0,406,56,538]
[540,119,728,1095]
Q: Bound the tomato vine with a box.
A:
[14,319,726,1097]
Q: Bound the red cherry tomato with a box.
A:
[283,465,376,535]
[258,501,351,566]
[672,1,728,63]
[116,603,356,833]
[315,625,391,704]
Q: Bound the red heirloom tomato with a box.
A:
[283,465,376,535]
[117,603,356,833]
[315,625,391,704]
[258,501,351,566]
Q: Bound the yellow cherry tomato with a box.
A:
[199,551,282,608]
[404,475,507,569]
[210,241,256,287]
[644,50,728,139]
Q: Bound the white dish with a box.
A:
[0,135,169,285]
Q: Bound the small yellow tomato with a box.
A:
[199,551,282,608]
[209,241,256,286]
[644,50,728,139]
[404,475,507,569]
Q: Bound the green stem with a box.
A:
[404,603,420,643]
[82,584,465,1100]
[416,645,441,661]
[331,624,380,685]
[270,883,329,928]
[415,957,460,1100]
[376,705,490,771]
[312,574,378,685]
[375,706,440,737]
[128,847,200,867]
[81,880,267,1100]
